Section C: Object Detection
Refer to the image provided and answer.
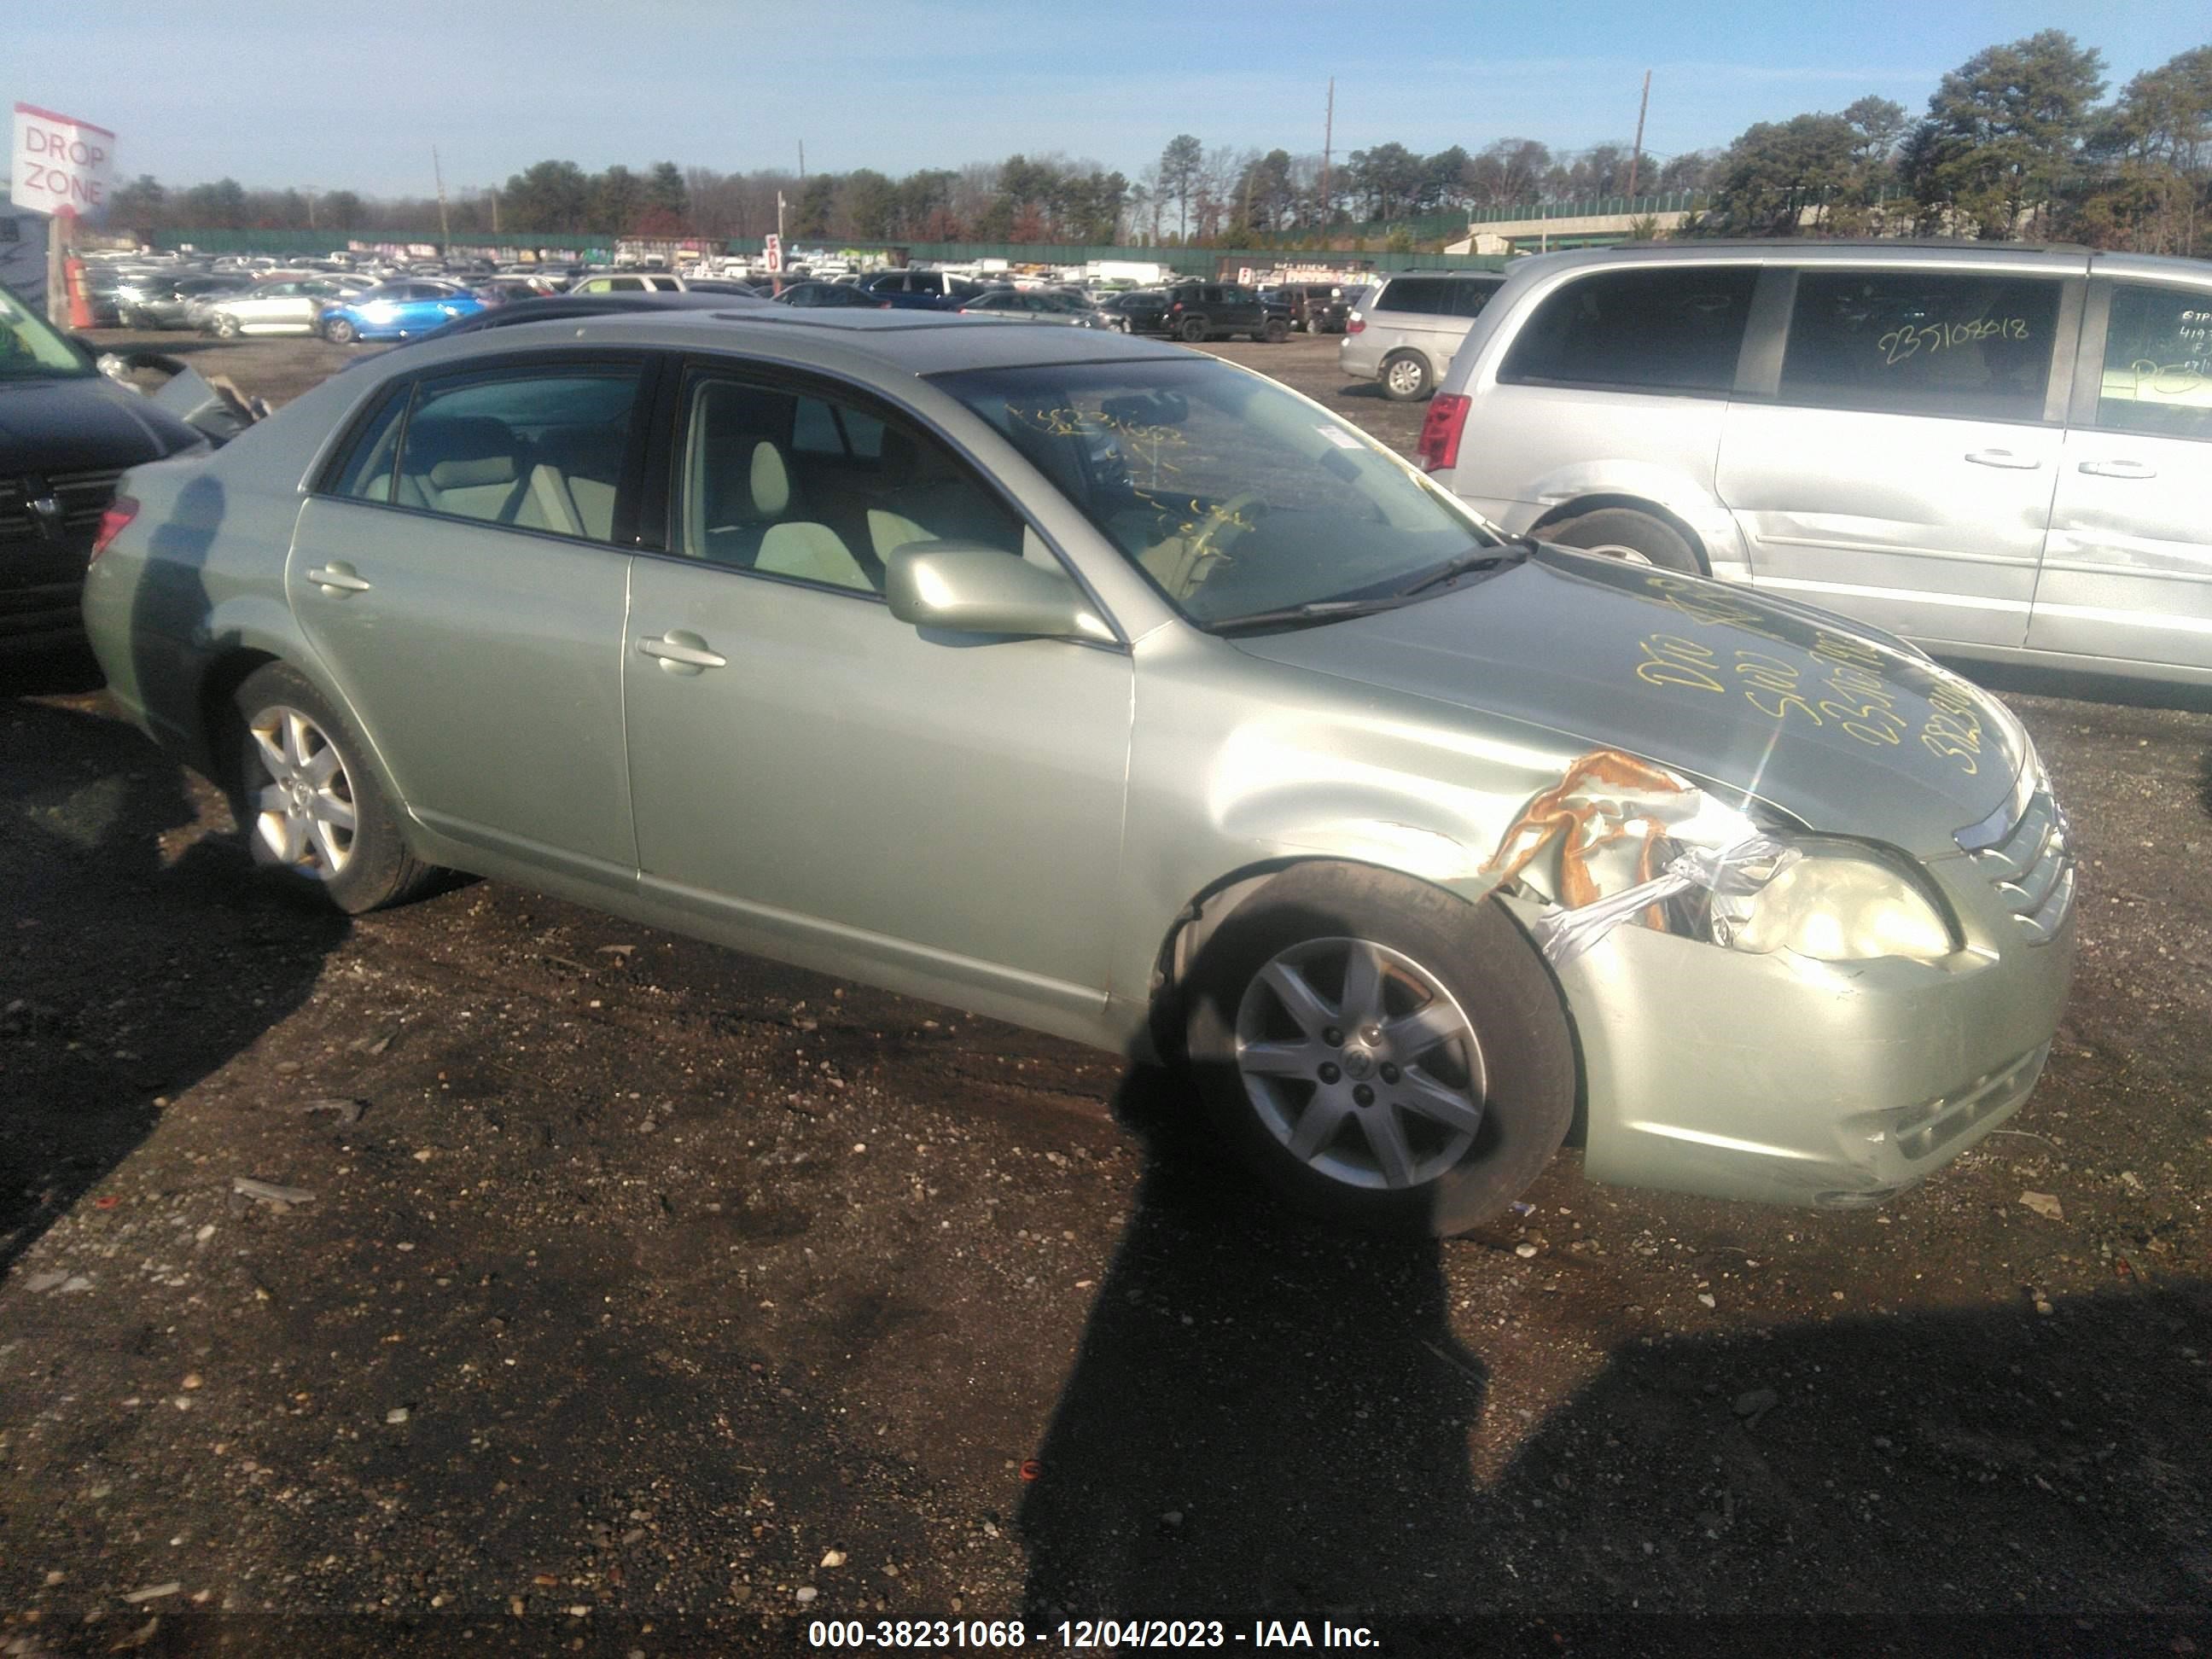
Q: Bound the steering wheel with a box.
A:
[1177,491,1267,592]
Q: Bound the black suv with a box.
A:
[1161,283,1286,344]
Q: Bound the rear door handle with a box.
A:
[2078,458,2157,480]
[637,632,728,670]
[1964,449,2042,470]
[304,563,373,594]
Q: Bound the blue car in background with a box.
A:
[318,280,485,344]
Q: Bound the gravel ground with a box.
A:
[0,328,2207,1656]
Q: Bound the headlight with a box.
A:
[1708,844,1955,963]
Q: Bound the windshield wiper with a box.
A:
[1391,541,1533,597]
[1202,597,1414,636]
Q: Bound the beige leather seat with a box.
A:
[396,416,529,524]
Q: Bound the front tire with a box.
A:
[214,312,242,338]
[1544,506,1701,573]
[232,663,436,914]
[1179,317,1210,344]
[1381,352,1432,401]
[1260,317,1289,343]
[323,316,358,344]
[1181,864,1575,1236]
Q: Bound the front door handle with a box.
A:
[304,563,373,594]
[2078,458,2157,480]
[637,632,728,671]
[1964,449,2042,470]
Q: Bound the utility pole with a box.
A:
[797,141,806,181]
[432,146,450,242]
[1626,70,1652,201]
[1319,77,1335,228]
[488,187,499,235]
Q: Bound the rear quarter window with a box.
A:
[1377,277,1447,316]
[1500,265,1759,394]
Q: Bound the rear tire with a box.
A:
[1260,318,1289,343]
[1179,317,1210,344]
[1180,864,1575,1237]
[1544,506,1702,573]
[214,313,242,338]
[232,663,438,915]
[1381,352,1432,401]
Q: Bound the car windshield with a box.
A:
[0,284,94,380]
[935,358,1498,626]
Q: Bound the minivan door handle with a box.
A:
[637,631,728,672]
[304,563,373,594]
[2078,458,2157,480]
[1963,449,2042,470]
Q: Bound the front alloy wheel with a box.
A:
[1235,937,1484,1190]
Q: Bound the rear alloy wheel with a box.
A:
[1381,352,1432,401]
[323,316,358,345]
[1544,506,1701,573]
[1183,864,1575,1236]
[1179,317,1210,344]
[234,663,435,914]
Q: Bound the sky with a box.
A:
[14,1,2209,201]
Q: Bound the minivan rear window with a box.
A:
[1780,271,2063,422]
[1500,266,1758,394]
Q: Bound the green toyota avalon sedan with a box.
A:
[81,311,2075,1234]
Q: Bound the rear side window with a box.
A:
[1378,277,1447,316]
[378,365,643,542]
[1502,266,1759,394]
[327,387,409,504]
[1780,271,2063,422]
[2093,282,2212,442]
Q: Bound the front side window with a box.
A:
[380,364,641,540]
[1780,270,2063,422]
[678,373,1025,596]
[1503,265,1758,393]
[937,358,1495,625]
[2094,282,2212,442]
[0,282,94,378]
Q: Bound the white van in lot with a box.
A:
[1337,271,1506,400]
[1419,243,2212,686]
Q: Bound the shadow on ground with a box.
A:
[0,690,346,1275]
[1017,1068,2212,1649]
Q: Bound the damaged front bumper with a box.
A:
[1508,851,2076,1209]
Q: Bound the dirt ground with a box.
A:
[2,329,2209,1656]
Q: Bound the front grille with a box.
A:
[1894,1043,2050,1161]
[1959,783,2074,944]
[0,468,123,547]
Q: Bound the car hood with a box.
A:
[0,375,203,474]
[1230,545,2030,859]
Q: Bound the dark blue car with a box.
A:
[319,280,486,344]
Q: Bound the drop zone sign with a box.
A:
[11,103,115,218]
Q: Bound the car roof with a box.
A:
[382,306,1191,379]
[1498,241,2212,282]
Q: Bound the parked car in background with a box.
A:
[0,284,204,651]
[1339,271,1507,400]
[957,289,1121,330]
[1419,242,2212,686]
[474,276,563,304]
[195,277,364,338]
[113,272,256,329]
[569,273,697,295]
[771,282,892,309]
[1161,282,1284,344]
[79,309,2073,1235]
[377,289,770,359]
[1097,290,1171,335]
[1278,282,1365,334]
[319,281,486,343]
[861,271,987,310]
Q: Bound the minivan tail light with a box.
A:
[1347,314,1365,334]
[1417,395,1470,473]
[90,496,138,562]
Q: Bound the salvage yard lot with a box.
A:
[3,329,2209,1653]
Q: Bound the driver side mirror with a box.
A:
[885,542,1114,642]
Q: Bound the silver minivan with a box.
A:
[1423,243,2212,686]
[1338,271,1506,400]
